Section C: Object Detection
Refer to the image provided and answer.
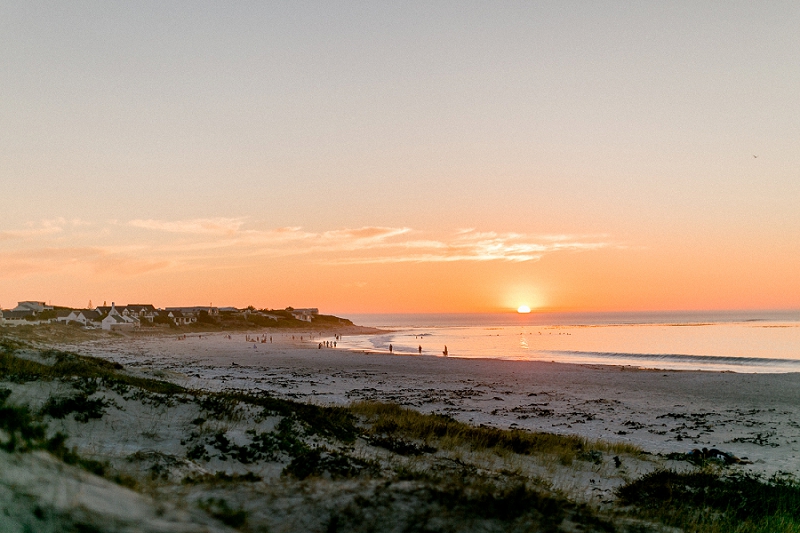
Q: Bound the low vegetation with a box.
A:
[618,469,800,533]
[351,400,639,464]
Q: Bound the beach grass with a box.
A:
[618,469,800,533]
[350,400,640,464]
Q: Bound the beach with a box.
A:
[5,325,800,532]
[70,331,800,478]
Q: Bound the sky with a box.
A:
[1,2,799,314]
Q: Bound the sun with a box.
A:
[517,305,531,314]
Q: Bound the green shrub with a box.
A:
[41,393,108,422]
[283,448,379,480]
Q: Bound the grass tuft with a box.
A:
[198,498,247,528]
[618,469,800,533]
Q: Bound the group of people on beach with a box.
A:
[246,334,272,344]
[318,340,337,349]
[387,344,447,356]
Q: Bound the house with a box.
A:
[167,310,197,326]
[122,304,159,323]
[102,313,136,331]
[2,310,36,325]
[62,309,103,327]
[100,303,138,331]
[96,303,159,323]
[54,309,74,323]
[12,301,53,313]
[289,308,319,322]
[165,306,219,317]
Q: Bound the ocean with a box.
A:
[335,310,800,373]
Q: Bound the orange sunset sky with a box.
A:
[2,3,799,314]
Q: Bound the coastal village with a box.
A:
[0,300,321,330]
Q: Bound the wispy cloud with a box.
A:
[0,217,614,279]
[129,217,245,235]
[0,218,67,241]
[324,229,610,264]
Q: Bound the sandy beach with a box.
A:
[5,325,800,532]
[69,330,800,478]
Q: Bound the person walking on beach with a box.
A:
[418,345,422,354]
[443,345,448,356]
[389,344,393,353]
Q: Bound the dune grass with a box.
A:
[350,400,640,463]
[618,469,800,533]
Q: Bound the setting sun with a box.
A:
[517,305,531,314]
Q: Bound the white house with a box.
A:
[289,308,319,322]
[62,309,103,326]
[167,310,197,326]
[101,303,138,331]
[124,304,159,323]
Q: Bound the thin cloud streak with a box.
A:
[325,231,610,265]
[129,218,246,235]
[0,218,614,278]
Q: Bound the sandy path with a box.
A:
[68,331,800,477]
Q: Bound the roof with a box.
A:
[4,310,34,319]
[125,304,158,312]
[165,306,218,313]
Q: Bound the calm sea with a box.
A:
[335,310,800,373]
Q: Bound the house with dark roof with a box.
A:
[100,303,138,330]
[165,306,219,317]
[62,309,103,326]
[2,310,36,325]
[96,303,159,323]
[167,310,197,326]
